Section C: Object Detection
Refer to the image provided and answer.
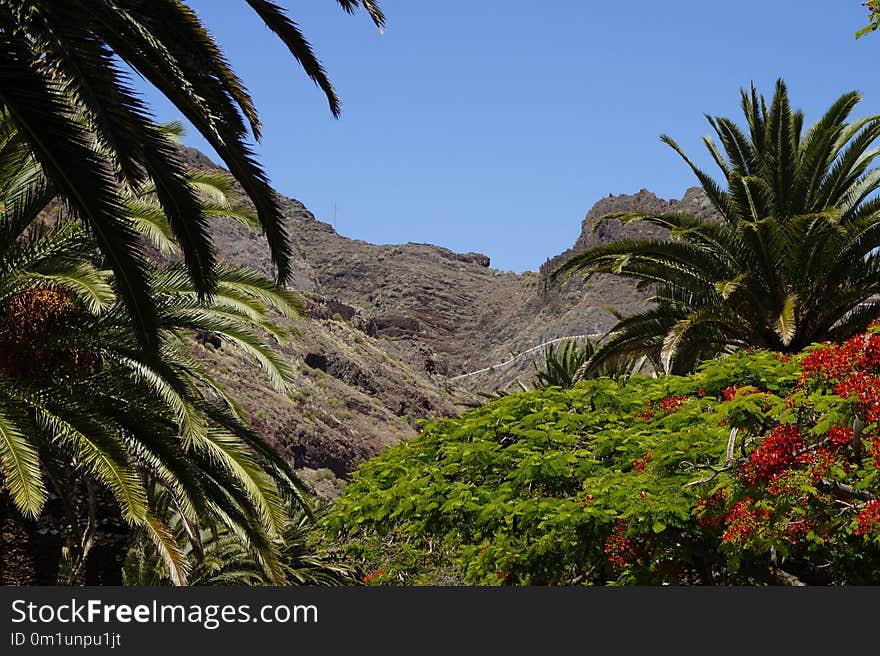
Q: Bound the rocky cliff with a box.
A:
[183,148,710,493]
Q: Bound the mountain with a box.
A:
[181,148,710,494]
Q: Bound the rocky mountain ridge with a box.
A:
[183,148,709,492]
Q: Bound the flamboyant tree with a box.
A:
[326,330,880,586]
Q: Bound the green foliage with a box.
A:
[0,117,312,584]
[857,2,880,38]
[324,342,880,585]
[556,81,880,374]
[532,338,649,390]
[0,1,383,350]
[122,493,356,587]
[533,339,595,389]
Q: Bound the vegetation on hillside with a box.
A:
[533,339,596,390]
[3,1,880,590]
[325,330,880,585]
[532,338,648,389]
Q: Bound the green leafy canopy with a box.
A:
[324,342,880,586]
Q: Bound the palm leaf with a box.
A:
[144,511,189,586]
[0,392,45,517]
[775,294,798,346]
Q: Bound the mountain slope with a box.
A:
[182,148,710,490]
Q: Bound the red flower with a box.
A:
[828,425,854,451]
[870,436,880,469]
[785,518,812,545]
[694,490,727,528]
[741,425,804,485]
[834,372,880,423]
[632,451,652,473]
[363,569,385,584]
[604,520,640,570]
[660,394,689,412]
[855,500,880,536]
[722,498,771,545]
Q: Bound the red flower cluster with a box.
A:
[741,425,805,485]
[694,330,880,553]
[854,500,880,537]
[806,448,837,484]
[721,386,742,402]
[834,372,880,422]
[604,520,639,570]
[634,395,689,420]
[828,425,854,451]
[694,490,727,528]
[362,569,384,584]
[801,332,880,386]
[870,436,880,469]
[721,386,770,406]
[660,394,689,412]
[767,471,799,497]
[721,498,771,545]
[784,518,812,545]
[634,400,654,420]
[801,342,858,383]
[632,451,652,474]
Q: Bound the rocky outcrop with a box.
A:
[181,148,710,492]
[454,252,490,267]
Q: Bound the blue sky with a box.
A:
[138,1,877,272]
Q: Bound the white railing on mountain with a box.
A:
[447,334,605,383]
[447,303,880,384]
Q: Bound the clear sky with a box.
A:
[137,1,878,273]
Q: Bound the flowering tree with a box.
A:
[326,327,880,585]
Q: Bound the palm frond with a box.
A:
[0,387,45,517]
[559,81,880,369]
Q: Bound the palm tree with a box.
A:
[0,150,307,585]
[556,80,880,374]
[532,338,649,388]
[533,340,595,389]
[121,491,356,587]
[0,1,384,351]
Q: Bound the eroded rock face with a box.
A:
[540,187,715,288]
[180,148,711,487]
[302,295,377,336]
[282,417,378,477]
[454,252,490,267]
[303,350,377,395]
